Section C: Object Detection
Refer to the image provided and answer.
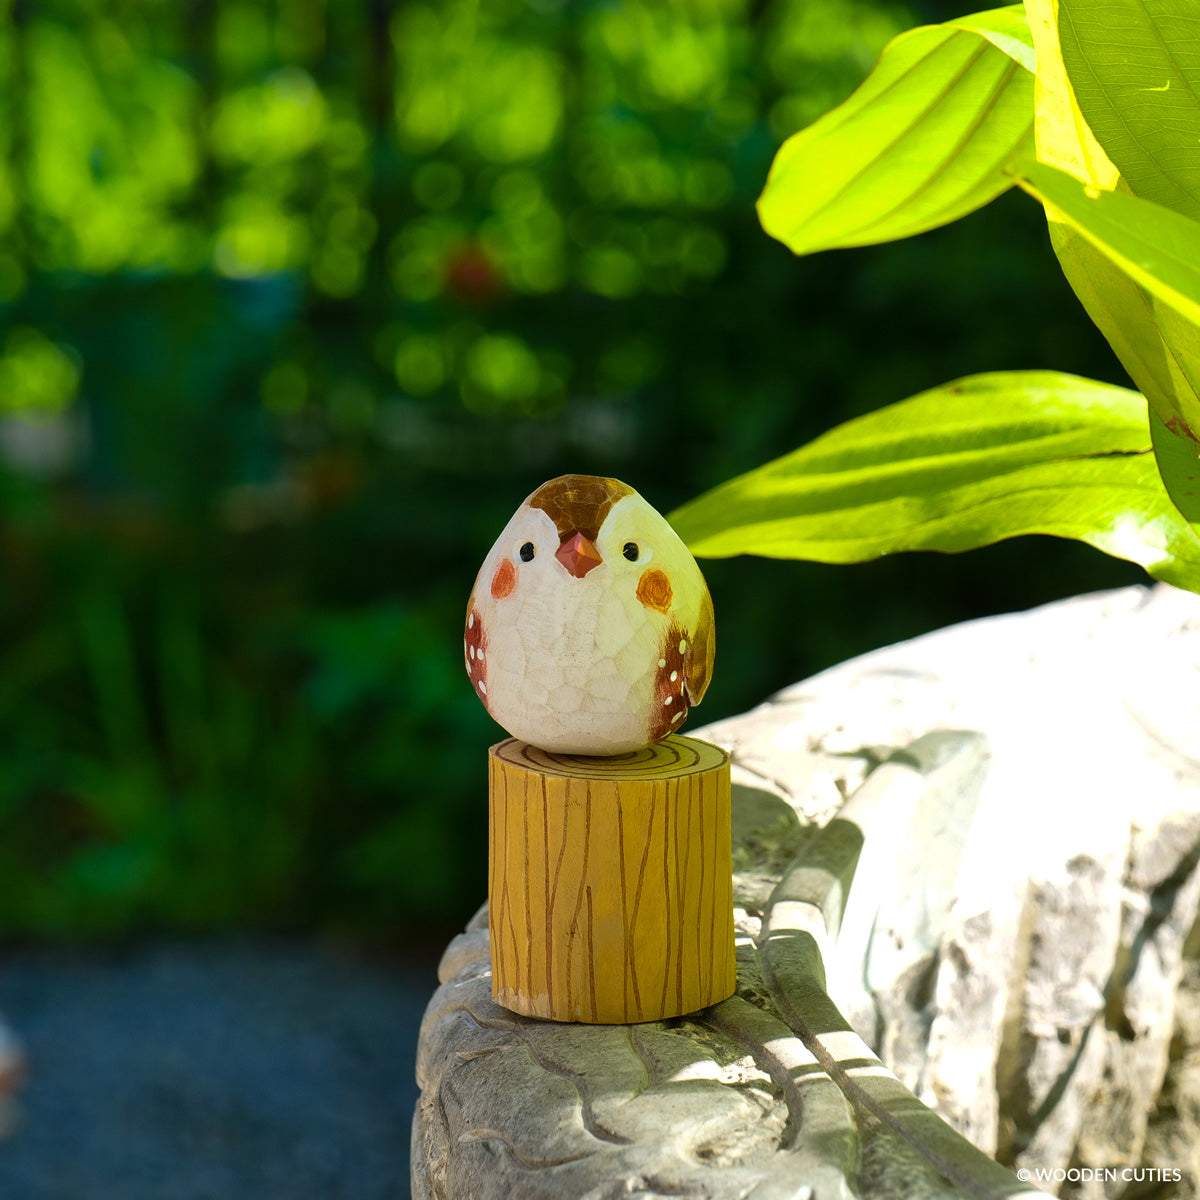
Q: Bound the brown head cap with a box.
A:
[528,475,634,543]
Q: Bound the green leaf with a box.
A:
[1013,160,1200,328]
[1025,0,1120,188]
[1015,157,1200,484]
[1150,404,1200,531]
[1040,215,1200,439]
[1022,0,1200,448]
[757,7,1035,255]
[1058,0,1200,222]
[1023,0,1200,468]
[954,6,1037,72]
[670,371,1200,590]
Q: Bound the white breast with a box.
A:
[484,569,665,755]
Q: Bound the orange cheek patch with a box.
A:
[636,567,672,614]
[491,558,517,600]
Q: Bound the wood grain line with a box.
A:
[488,757,498,983]
[523,777,533,1001]
[658,785,674,1018]
[491,763,507,989]
[616,793,633,1023]
[492,761,503,988]
[503,771,519,998]
[683,776,696,1010]
[585,884,597,1022]
[627,794,654,1016]
[541,774,555,1005]
[699,774,710,1004]
[563,779,592,1017]
[546,777,570,1000]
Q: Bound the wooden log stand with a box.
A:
[488,734,735,1024]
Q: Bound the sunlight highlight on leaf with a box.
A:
[757,6,1035,254]
[670,371,1200,590]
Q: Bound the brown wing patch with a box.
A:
[528,474,634,542]
[464,606,490,711]
[648,620,691,743]
[684,585,715,706]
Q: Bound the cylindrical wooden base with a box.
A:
[488,735,735,1024]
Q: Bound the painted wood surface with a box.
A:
[465,475,716,755]
[488,734,735,1023]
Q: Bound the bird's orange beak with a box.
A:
[555,531,603,578]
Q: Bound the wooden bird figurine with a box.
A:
[465,474,715,755]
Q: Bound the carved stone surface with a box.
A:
[414,583,1200,1198]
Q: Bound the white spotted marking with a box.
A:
[679,638,688,654]
[468,612,475,629]
[469,645,475,660]
[658,658,667,668]
[478,681,487,695]
[477,647,484,660]
[671,711,684,723]
[669,670,678,682]
[664,695,673,706]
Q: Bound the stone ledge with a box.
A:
[413,584,1200,1199]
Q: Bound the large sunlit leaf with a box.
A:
[1013,160,1200,327]
[1058,0,1200,222]
[670,372,1200,590]
[1023,0,1200,460]
[757,7,1034,255]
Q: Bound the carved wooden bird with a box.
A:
[464,474,715,755]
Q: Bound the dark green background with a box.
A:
[0,0,1140,944]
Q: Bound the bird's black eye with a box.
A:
[622,542,639,562]
[519,542,535,562]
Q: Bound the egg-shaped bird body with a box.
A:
[465,475,714,755]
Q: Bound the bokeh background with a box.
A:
[0,0,1143,950]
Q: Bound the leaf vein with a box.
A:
[778,36,991,236]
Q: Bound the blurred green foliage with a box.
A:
[0,0,1142,940]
